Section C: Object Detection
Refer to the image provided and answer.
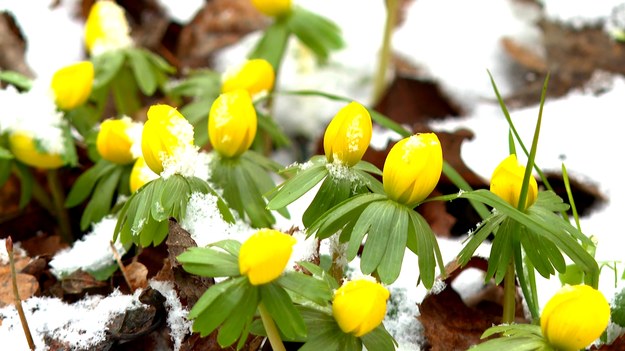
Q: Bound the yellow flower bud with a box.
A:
[382,133,443,206]
[332,278,390,337]
[8,132,64,169]
[490,154,538,210]
[541,285,610,351]
[141,104,195,175]
[50,61,94,110]
[84,0,133,55]
[129,157,158,193]
[221,59,275,97]
[323,102,372,167]
[208,90,257,158]
[96,117,140,165]
[238,229,296,285]
[251,0,292,17]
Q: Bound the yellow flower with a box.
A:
[490,154,538,210]
[8,132,64,169]
[141,104,195,175]
[208,89,257,158]
[323,102,372,167]
[129,157,158,193]
[332,277,390,337]
[238,229,296,285]
[96,117,139,165]
[382,133,443,206]
[221,59,275,97]
[541,284,610,351]
[251,0,292,17]
[84,0,132,55]
[50,61,94,110]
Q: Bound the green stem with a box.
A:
[47,169,73,243]
[502,261,516,324]
[372,0,399,104]
[329,237,346,285]
[258,302,286,351]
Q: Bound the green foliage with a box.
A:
[210,151,286,228]
[113,175,233,247]
[470,324,551,351]
[611,287,625,327]
[308,193,444,287]
[0,70,32,90]
[65,160,132,230]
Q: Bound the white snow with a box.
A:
[0,289,146,351]
[49,216,126,278]
[2,0,625,349]
[150,280,192,351]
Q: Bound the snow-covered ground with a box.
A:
[1,0,625,350]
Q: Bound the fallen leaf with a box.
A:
[418,257,528,351]
[60,270,109,296]
[0,272,39,307]
[125,261,148,290]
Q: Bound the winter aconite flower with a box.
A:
[208,89,257,158]
[541,284,610,351]
[251,0,292,17]
[323,102,372,167]
[141,104,195,175]
[221,59,275,98]
[129,157,158,193]
[50,61,94,110]
[96,117,141,165]
[382,133,443,206]
[332,277,390,337]
[238,229,296,285]
[8,132,64,169]
[84,0,133,55]
[490,154,538,210]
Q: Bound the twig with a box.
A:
[110,241,133,292]
[6,236,35,350]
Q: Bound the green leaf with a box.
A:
[277,271,333,306]
[92,50,125,89]
[0,70,33,90]
[208,239,242,257]
[80,166,123,230]
[260,283,307,340]
[86,262,119,281]
[361,325,398,351]
[310,193,386,240]
[110,67,141,116]
[0,146,13,159]
[457,212,506,266]
[65,160,117,207]
[287,7,344,62]
[376,203,409,283]
[177,247,240,278]
[345,201,382,261]
[298,261,340,290]
[0,158,13,188]
[127,48,158,96]
[248,20,290,69]
[217,285,259,347]
[302,175,352,228]
[266,162,328,210]
[233,163,275,228]
[360,201,394,277]
[409,210,444,288]
[257,112,291,148]
[612,287,625,327]
[486,217,516,283]
[191,277,249,337]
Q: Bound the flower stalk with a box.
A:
[372,0,399,104]
[47,169,73,243]
[502,262,516,323]
[258,302,287,351]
